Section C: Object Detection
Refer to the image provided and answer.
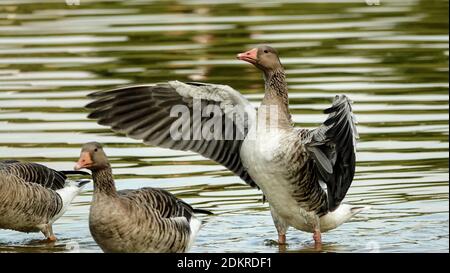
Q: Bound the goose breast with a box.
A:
[241,127,328,232]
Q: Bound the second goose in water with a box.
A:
[74,142,209,253]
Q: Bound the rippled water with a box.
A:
[0,0,448,253]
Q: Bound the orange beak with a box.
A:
[74,152,93,170]
[237,48,258,64]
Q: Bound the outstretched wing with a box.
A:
[0,160,67,190]
[86,81,258,188]
[304,95,358,211]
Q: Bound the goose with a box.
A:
[0,160,90,241]
[85,45,366,247]
[74,142,211,253]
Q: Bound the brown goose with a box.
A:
[85,45,366,247]
[74,142,210,253]
[0,160,90,241]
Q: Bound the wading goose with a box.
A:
[0,160,90,241]
[74,142,210,253]
[85,45,365,247]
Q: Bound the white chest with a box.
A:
[240,126,320,231]
[241,127,299,211]
[243,126,282,163]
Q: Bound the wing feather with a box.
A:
[87,81,258,188]
[304,95,358,211]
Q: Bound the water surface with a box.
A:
[0,0,448,253]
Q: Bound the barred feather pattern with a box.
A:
[274,129,329,216]
[263,69,292,125]
[0,172,62,233]
[0,160,67,190]
[303,95,358,211]
[86,82,257,188]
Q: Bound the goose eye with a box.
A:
[94,148,98,152]
[264,50,269,53]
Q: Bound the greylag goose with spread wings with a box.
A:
[85,45,366,247]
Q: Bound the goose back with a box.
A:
[0,160,67,190]
[0,172,63,232]
[119,187,196,221]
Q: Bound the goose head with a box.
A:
[237,45,283,73]
[74,142,109,171]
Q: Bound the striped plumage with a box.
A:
[75,142,208,253]
[0,160,89,240]
[1,160,67,190]
[278,129,329,217]
[85,45,366,247]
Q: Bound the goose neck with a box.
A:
[92,165,117,196]
[262,68,292,126]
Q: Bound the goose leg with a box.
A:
[313,229,322,244]
[312,216,322,250]
[270,206,289,245]
[40,224,57,242]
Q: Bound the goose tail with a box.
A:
[350,205,371,215]
[75,179,91,188]
[60,170,91,176]
[192,208,213,215]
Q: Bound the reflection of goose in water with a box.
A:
[74,142,211,253]
[86,45,367,247]
[0,160,89,241]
